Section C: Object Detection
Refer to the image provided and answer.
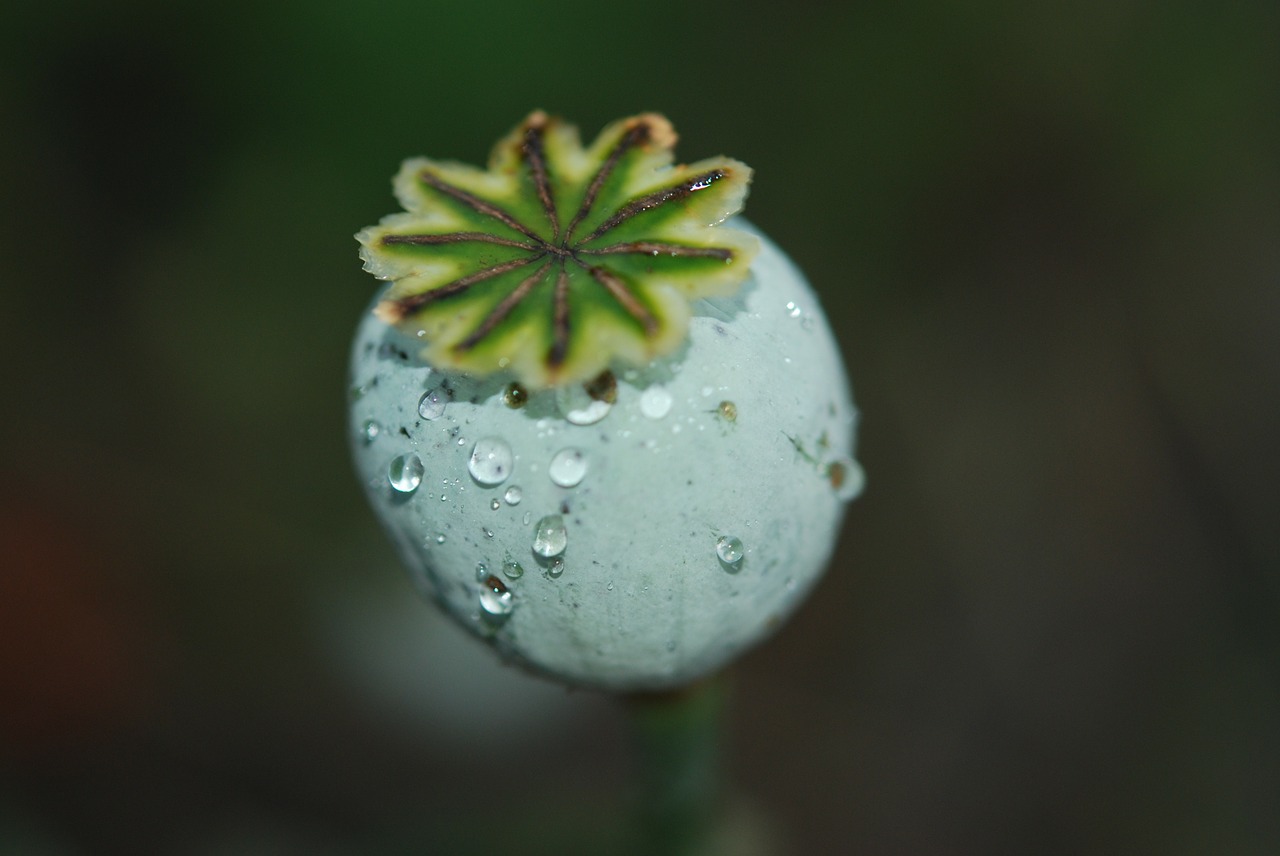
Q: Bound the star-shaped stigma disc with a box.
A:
[357,112,759,388]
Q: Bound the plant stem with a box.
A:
[624,675,728,856]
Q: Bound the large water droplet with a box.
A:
[826,456,866,501]
[532,514,567,558]
[479,575,514,619]
[360,419,381,444]
[548,448,587,488]
[387,454,424,493]
[504,485,523,506]
[556,383,613,426]
[468,437,514,486]
[716,535,744,570]
[639,386,673,419]
[418,388,447,420]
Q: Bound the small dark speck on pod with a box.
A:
[399,427,411,438]
[560,500,570,515]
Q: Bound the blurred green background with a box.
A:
[3,0,1278,852]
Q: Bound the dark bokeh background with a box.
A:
[3,1,1278,853]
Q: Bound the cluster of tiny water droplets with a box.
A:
[716,535,744,570]
[785,300,816,329]
[548,448,587,488]
[387,454,424,493]
[468,437,513,486]
[533,514,568,558]
[417,388,447,420]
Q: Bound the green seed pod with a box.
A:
[349,113,863,691]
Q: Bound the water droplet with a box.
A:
[503,382,528,408]
[639,386,673,419]
[483,527,495,539]
[503,485,523,505]
[548,448,587,488]
[606,582,614,592]
[826,456,866,501]
[475,561,489,581]
[532,514,567,558]
[435,533,446,544]
[490,498,501,511]
[716,535,744,570]
[556,389,611,425]
[468,437,514,486]
[387,454,424,493]
[801,315,815,331]
[479,575,514,619]
[546,556,565,578]
[418,388,446,420]
[502,556,524,579]
[717,401,737,422]
[360,419,381,444]
[786,301,802,318]
[522,511,532,526]
[585,370,618,404]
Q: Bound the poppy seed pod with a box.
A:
[348,114,863,691]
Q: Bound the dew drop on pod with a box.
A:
[348,112,864,691]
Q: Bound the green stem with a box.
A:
[624,676,728,856]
